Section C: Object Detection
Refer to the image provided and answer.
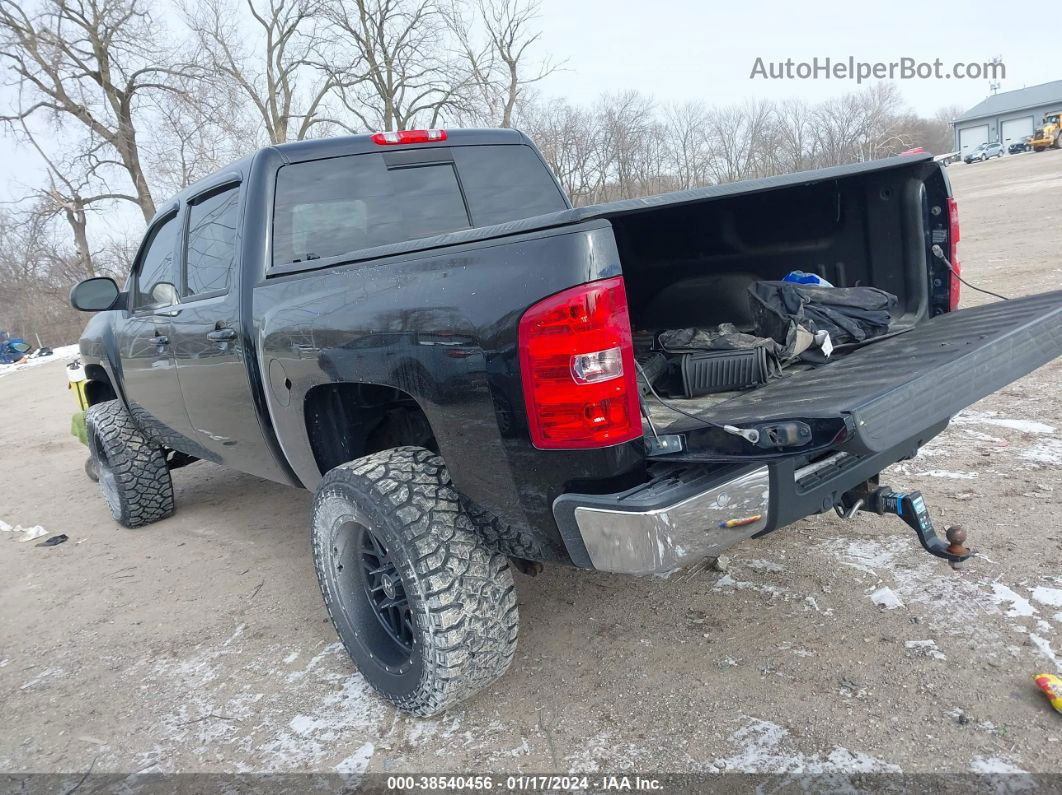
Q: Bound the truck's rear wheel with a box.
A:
[85,400,175,528]
[312,446,518,716]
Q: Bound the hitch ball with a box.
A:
[945,525,969,567]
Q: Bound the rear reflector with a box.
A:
[371,129,447,145]
[518,277,641,450]
[947,196,961,311]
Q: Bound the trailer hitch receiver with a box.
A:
[839,484,972,566]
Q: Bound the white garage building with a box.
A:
[952,80,1062,156]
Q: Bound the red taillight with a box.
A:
[371,129,447,145]
[947,196,961,311]
[518,277,641,450]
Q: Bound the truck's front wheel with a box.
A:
[311,446,518,716]
[85,400,175,528]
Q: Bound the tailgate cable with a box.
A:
[931,245,1009,302]
[635,359,758,441]
[635,360,838,462]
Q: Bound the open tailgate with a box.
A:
[660,290,1062,456]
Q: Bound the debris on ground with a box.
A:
[16,526,48,542]
[869,586,905,610]
[712,555,731,573]
[1034,673,1062,716]
[36,534,69,548]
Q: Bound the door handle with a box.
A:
[152,335,169,346]
[207,328,238,343]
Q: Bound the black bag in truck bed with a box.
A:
[661,289,1062,456]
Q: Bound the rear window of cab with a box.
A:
[271,144,567,268]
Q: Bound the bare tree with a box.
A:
[12,119,142,279]
[327,0,463,130]
[813,83,907,165]
[184,0,345,144]
[0,0,194,222]
[142,73,259,194]
[773,98,818,173]
[0,204,90,344]
[704,99,776,184]
[518,96,604,205]
[447,0,558,127]
[664,101,710,190]
[596,90,663,200]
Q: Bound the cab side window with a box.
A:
[185,185,240,297]
[135,214,179,309]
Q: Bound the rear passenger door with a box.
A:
[169,181,287,481]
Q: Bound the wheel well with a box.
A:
[83,364,117,406]
[304,383,438,475]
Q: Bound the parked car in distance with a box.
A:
[964,141,1004,163]
[1009,137,1032,154]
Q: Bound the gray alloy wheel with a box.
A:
[312,446,518,716]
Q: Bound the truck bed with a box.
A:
[651,289,1062,457]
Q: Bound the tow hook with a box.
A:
[837,485,972,567]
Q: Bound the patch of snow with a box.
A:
[743,559,784,573]
[335,741,374,783]
[912,469,977,480]
[0,344,80,378]
[990,583,1038,617]
[954,411,1055,435]
[962,429,1007,444]
[1030,634,1059,666]
[905,640,946,661]
[1022,439,1062,466]
[837,537,907,576]
[869,586,905,610]
[286,642,342,682]
[712,573,789,599]
[714,718,901,774]
[969,755,1031,775]
[258,672,389,770]
[565,731,648,773]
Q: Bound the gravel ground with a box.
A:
[1,149,1061,780]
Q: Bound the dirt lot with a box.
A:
[2,149,1061,780]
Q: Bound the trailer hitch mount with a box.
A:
[838,483,972,566]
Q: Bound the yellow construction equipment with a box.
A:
[1030,111,1062,151]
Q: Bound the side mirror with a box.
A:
[151,282,180,307]
[70,277,120,312]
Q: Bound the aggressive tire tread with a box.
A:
[85,400,175,528]
[312,446,518,716]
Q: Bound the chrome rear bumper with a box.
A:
[559,466,770,575]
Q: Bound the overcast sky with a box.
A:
[533,0,1037,113]
[0,0,1044,208]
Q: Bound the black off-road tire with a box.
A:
[85,400,175,528]
[312,446,518,716]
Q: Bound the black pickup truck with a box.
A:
[71,128,1062,716]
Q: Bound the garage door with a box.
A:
[1001,116,1034,147]
[959,124,989,155]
